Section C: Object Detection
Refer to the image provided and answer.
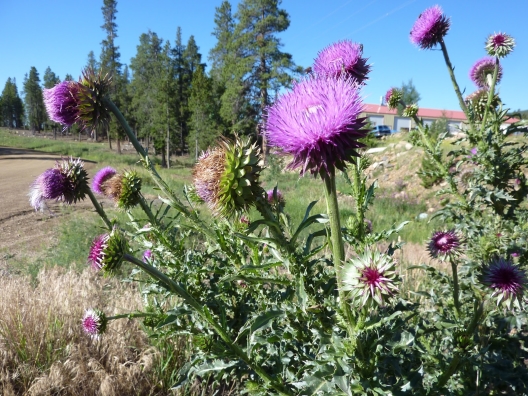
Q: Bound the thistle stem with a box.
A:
[86,188,112,229]
[138,195,157,225]
[107,312,157,321]
[440,39,469,116]
[322,169,354,331]
[123,253,292,395]
[479,57,500,133]
[451,261,460,317]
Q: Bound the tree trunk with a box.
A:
[260,51,269,164]
[117,136,121,154]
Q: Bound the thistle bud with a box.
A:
[82,309,108,337]
[88,228,129,274]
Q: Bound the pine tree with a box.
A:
[100,0,122,151]
[86,50,100,72]
[235,0,296,161]
[64,74,74,81]
[0,78,24,128]
[23,67,46,132]
[172,27,187,155]
[397,79,421,115]
[43,67,61,136]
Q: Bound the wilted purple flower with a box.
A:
[143,249,152,262]
[265,76,366,176]
[43,81,80,127]
[469,57,502,88]
[313,40,370,84]
[82,309,107,337]
[481,257,527,309]
[428,229,461,259]
[92,166,117,194]
[486,32,515,58]
[29,157,88,211]
[410,5,450,50]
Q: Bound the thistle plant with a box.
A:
[33,4,528,394]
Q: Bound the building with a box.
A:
[361,104,467,133]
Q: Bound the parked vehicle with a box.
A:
[370,125,391,138]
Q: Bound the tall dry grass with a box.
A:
[0,267,173,395]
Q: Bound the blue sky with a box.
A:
[1,0,527,112]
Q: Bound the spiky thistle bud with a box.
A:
[82,309,108,337]
[94,169,142,210]
[402,104,419,118]
[427,229,462,260]
[341,249,399,307]
[485,32,515,58]
[76,68,112,132]
[193,136,263,218]
[480,257,527,310]
[385,88,402,110]
[465,89,501,120]
[88,228,129,274]
[29,157,89,211]
[266,188,285,210]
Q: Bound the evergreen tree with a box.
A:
[64,74,74,81]
[0,78,24,128]
[188,66,220,159]
[172,27,187,155]
[235,0,296,160]
[23,67,46,132]
[100,0,122,150]
[86,50,100,72]
[43,67,61,135]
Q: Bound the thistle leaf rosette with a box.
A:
[485,32,515,58]
[480,257,528,310]
[82,309,108,337]
[341,249,399,308]
[88,228,129,274]
[77,68,112,132]
[385,88,402,110]
[193,137,263,218]
[29,157,89,211]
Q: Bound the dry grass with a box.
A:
[0,267,173,396]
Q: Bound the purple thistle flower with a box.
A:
[143,249,152,262]
[385,87,402,110]
[43,81,80,127]
[469,57,502,88]
[511,252,520,258]
[92,166,117,194]
[265,76,367,176]
[266,188,285,207]
[485,32,515,58]
[88,233,110,271]
[82,309,108,337]
[410,5,450,50]
[28,157,88,211]
[481,257,527,309]
[428,229,461,259]
[313,40,370,84]
[470,147,478,156]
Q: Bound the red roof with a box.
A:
[362,104,466,121]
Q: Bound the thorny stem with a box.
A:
[479,57,500,134]
[124,253,292,396]
[86,188,112,229]
[322,169,355,333]
[437,300,484,388]
[440,39,469,116]
[451,261,460,317]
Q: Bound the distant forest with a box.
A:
[0,0,304,166]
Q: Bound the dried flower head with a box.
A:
[97,170,142,209]
[469,57,502,88]
[193,136,263,218]
[76,68,112,132]
[486,32,515,58]
[402,104,419,118]
[87,228,129,274]
[313,40,371,84]
[43,81,80,127]
[385,88,402,110]
[82,309,108,337]
[341,249,399,307]
[481,257,527,310]
[29,157,89,211]
[428,229,461,259]
[92,166,117,194]
[265,76,366,176]
[410,5,450,49]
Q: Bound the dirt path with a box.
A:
[0,147,109,272]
